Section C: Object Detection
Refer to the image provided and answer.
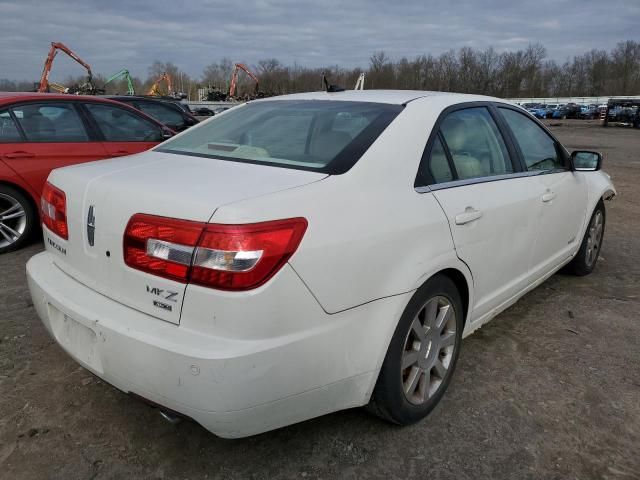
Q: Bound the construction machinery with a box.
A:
[48,82,70,93]
[200,85,228,102]
[354,73,365,90]
[37,42,102,94]
[229,63,259,98]
[103,69,135,95]
[147,72,173,97]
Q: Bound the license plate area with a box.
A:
[47,303,103,374]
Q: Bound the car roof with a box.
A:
[0,92,132,106]
[105,95,184,103]
[254,89,510,106]
[106,95,164,100]
[0,91,170,128]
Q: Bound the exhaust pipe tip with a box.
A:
[159,409,182,425]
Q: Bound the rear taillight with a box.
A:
[191,219,308,290]
[123,214,307,291]
[41,182,68,239]
[123,214,204,282]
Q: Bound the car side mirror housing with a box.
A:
[571,150,602,171]
[161,128,174,139]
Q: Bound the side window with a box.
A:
[85,103,162,142]
[427,136,453,183]
[0,110,22,143]
[499,108,564,171]
[11,103,89,142]
[439,107,513,180]
[136,102,185,129]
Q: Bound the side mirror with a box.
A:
[571,150,602,171]
[161,128,174,139]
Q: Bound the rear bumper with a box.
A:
[27,251,411,438]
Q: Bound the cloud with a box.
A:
[0,0,637,81]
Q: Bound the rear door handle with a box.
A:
[541,191,557,203]
[4,151,35,159]
[455,207,483,225]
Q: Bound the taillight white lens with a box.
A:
[193,247,263,272]
[146,239,195,265]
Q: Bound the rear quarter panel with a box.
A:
[210,97,474,315]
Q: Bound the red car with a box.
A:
[0,93,172,253]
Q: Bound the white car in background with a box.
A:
[27,90,615,438]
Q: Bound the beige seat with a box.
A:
[429,140,454,183]
[442,119,485,179]
[309,130,352,162]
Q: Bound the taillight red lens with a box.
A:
[123,214,203,282]
[191,219,308,291]
[123,214,307,291]
[41,182,68,239]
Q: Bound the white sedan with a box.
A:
[27,90,615,438]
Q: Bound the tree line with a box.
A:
[2,40,639,99]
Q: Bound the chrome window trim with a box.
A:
[414,169,569,193]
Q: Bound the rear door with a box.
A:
[0,109,25,169]
[417,105,542,320]
[81,102,163,157]
[497,107,587,277]
[0,101,108,195]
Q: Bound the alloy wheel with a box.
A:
[401,296,457,405]
[0,193,27,249]
[585,210,604,267]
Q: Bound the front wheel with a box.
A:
[367,275,464,425]
[567,202,605,276]
[0,185,36,254]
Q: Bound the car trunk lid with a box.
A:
[45,150,326,324]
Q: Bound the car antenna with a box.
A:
[322,72,345,93]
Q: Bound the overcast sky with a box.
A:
[0,0,638,81]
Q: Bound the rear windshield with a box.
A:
[155,100,403,174]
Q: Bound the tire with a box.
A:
[0,185,37,254]
[567,202,605,276]
[367,275,464,425]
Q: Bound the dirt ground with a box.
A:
[1,120,639,480]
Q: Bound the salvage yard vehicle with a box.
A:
[603,99,640,127]
[527,105,547,119]
[105,95,199,131]
[553,103,582,119]
[192,107,215,116]
[26,90,616,438]
[0,92,172,253]
[544,104,558,118]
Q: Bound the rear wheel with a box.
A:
[0,185,36,254]
[368,275,463,425]
[567,202,605,276]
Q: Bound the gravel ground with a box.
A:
[1,120,639,480]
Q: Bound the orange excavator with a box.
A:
[37,42,101,94]
[147,72,173,96]
[228,63,259,98]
